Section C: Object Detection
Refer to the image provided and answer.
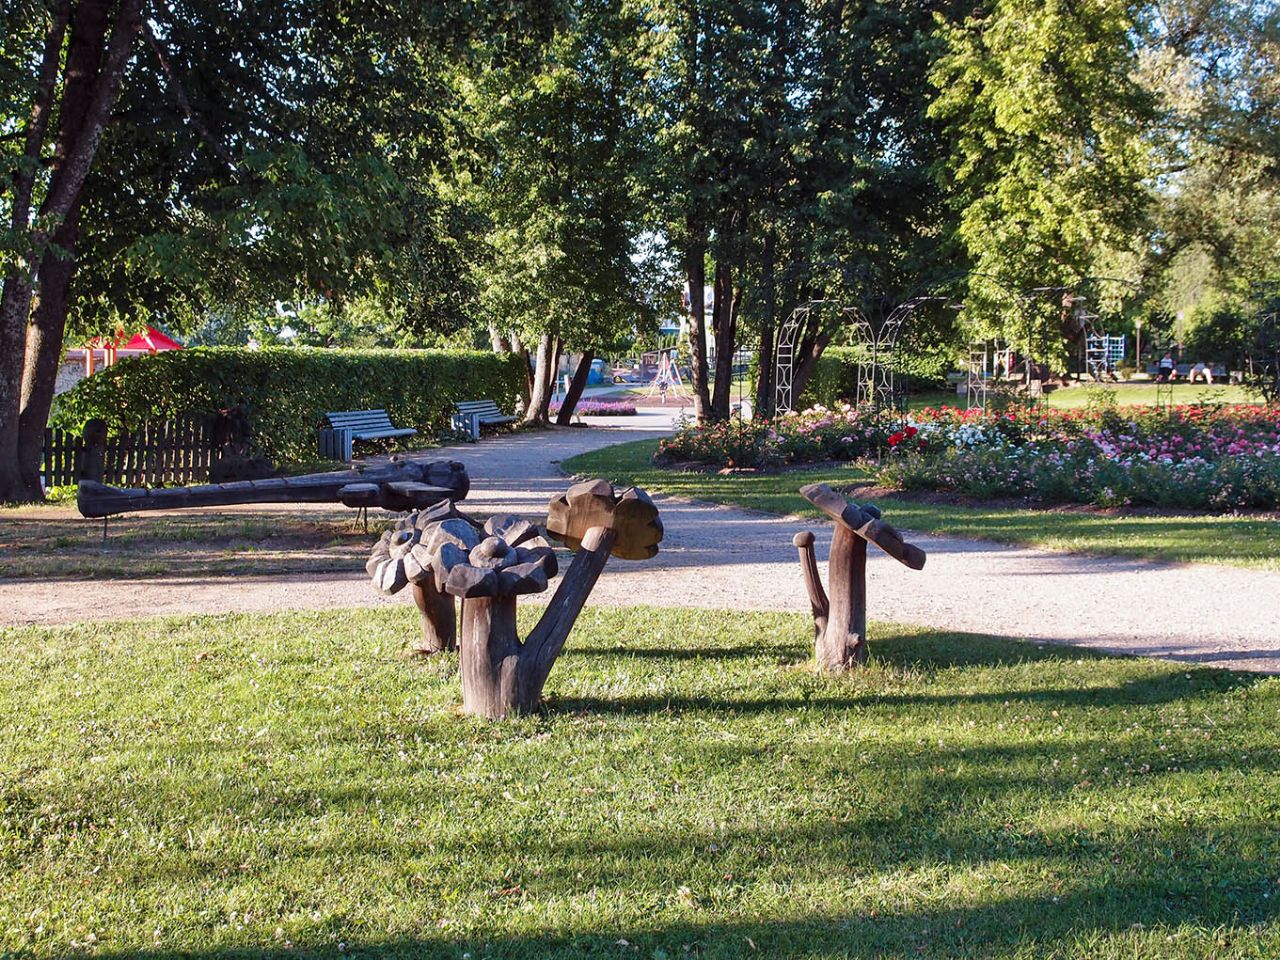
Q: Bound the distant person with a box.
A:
[1156,352,1176,383]
[1188,361,1214,384]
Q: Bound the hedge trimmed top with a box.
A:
[54,347,526,464]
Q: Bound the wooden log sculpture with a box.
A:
[368,479,662,718]
[792,482,926,671]
[76,457,469,518]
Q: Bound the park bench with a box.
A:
[452,400,516,440]
[320,409,417,462]
[1144,363,1230,382]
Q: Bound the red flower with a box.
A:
[904,425,918,438]
[888,431,905,447]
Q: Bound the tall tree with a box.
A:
[2,0,143,502]
[462,0,653,425]
[0,0,555,502]
[929,0,1156,366]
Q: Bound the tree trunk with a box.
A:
[459,594,529,718]
[19,205,83,494]
[684,239,713,423]
[0,4,72,501]
[489,324,512,354]
[409,580,456,655]
[790,329,835,409]
[755,324,775,418]
[523,332,556,424]
[710,261,735,419]
[755,227,778,417]
[0,0,143,502]
[816,522,868,670]
[555,348,595,425]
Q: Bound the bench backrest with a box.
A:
[454,400,505,419]
[326,409,397,431]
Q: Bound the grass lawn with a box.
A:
[2,604,1276,958]
[562,440,1280,572]
[907,382,1259,411]
[0,503,394,580]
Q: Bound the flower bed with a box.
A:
[550,399,638,417]
[878,404,1280,510]
[656,405,896,468]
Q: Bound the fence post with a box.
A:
[78,419,109,483]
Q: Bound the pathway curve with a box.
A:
[3,412,1278,673]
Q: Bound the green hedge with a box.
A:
[803,345,954,407]
[803,347,861,408]
[53,347,527,464]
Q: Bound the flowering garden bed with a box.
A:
[550,399,638,417]
[655,402,1280,511]
[656,405,895,468]
[880,404,1280,510]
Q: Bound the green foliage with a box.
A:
[459,0,654,351]
[52,347,525,464]
[929,0,1155,361]
[803,346,955,409]
[804,347,861,408]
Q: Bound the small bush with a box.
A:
[53,347,526,465]
[656,404,896,468]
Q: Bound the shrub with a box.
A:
[656,404,896,468]
[53,347,527,464]
[803,347,860,409]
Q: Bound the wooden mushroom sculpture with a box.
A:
[792,482,926,671]
[447,479,662,719]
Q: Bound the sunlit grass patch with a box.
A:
[1,605,1276,958]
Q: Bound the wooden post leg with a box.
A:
[521,525,618,699]
[792,531,829,641]
[459,594,527,718]
[409,579,457,654]
[817,523,868,670]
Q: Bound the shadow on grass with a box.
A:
[557,628,1258,716]
[89,873,1280,959]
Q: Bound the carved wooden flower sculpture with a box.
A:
[365,500,481,653]
[363,480,660,718]
[433,517,558,599]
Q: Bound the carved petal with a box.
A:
[427,518,481,555]
[514,543,558,579]
[443,564,500,598]
[498,561,549,596]
[485,515,540,546]
[374,557,409,595]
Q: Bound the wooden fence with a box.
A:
[41,418,218,488]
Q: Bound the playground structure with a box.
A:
[791,482,927,670]
[645,346,686,402]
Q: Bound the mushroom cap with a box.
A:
[545,479,662,560]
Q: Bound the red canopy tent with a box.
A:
[78,325,182,375]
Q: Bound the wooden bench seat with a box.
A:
[452,400,516,440]
[320,409,417,461]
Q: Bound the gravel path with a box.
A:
[4,412,1279,673]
